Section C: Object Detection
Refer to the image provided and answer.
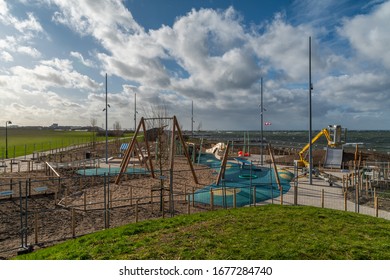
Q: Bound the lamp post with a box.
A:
[5,120,12,159]
[308,36,313,185]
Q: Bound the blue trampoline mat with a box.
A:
[76,167,149,176]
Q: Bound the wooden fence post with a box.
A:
[84,191,87,211]
[252,186,256,207]
[34,212,39,244]
[135,200,139,222]
[129,186,133,206]
[321,189,325,208]
[187,194,191,215]
[294,184,298,206]
[71,208,76,238]
[192,187,195,207]
[344,191,347,211]
[210,189,214,211]
[233,188,237,209]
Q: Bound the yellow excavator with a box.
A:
[296,125,343,168]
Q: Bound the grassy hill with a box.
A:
[15,205,390,260]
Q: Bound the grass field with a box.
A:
[15,205,390,260]
[0,127,103,158]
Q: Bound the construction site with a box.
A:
[1,118,389,259]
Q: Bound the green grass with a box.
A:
[0,127,111,158]
[15,205,390,260]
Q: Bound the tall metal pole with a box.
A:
[134,93,137,131]
[191,100,194,137]
[308,37,313,184]
[105,73,108,164]
[5,121,11,159]
[260,77,264,165]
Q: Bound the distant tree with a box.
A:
[113,121,122,136]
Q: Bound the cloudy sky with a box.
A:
[0,0,389,131]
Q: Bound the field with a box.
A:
[0,127,110,159]
[14,205,390,260]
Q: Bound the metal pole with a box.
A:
[134,93,137,132]
[308,37,313,185]
[5,121,11,159]
[260,77,264,165]
[105,73,108,164]
[191,100,194,137]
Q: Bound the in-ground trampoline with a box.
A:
[76,167,149,176]
[192,153,293,207]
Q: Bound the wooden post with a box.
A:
[129,186,133,206]
[34,212,39,244]
[135,200,139,222]
[375,196,379,218]
[64,188,68,207]
[83,191,87,211]
[187,194,191,215]
[252,186,256,207]
[192,187,195,207]
[233,188,237,208]
[150,188,153,213]
[280,190,283,205]
[344,191,347,211]
[321,189,325,208]
[294,184,298,206]
[210,189,214,211]
[106,204,110,228]
[162,198,165,218]
[71,208,76,238]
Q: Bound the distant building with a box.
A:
[50,123,59,129]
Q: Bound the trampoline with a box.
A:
[192,153,293,207]
[76,167,149,176]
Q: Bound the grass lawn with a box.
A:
[0,127,110,158]
[15,205,390,260]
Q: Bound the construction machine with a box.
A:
[296,125,343,168]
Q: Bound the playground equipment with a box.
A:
[296,125,344,168]
[114,116,198,185]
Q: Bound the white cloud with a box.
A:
[0,50,13,62]
[0,1,43,33]
[70,51,95,68]
[340,0,390,69]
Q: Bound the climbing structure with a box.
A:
[114,116,198,185]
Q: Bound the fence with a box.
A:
[1,160,389,259]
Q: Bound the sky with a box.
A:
[0,0,389,131]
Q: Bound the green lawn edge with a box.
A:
[15,205,390,260]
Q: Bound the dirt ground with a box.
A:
[1,141,389,259]
[0,150,216,259]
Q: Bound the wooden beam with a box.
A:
[174,116,198,184]
[216,142,230,185]
[268,143,282,191]
[115,117,144,184]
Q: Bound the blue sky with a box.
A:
[0,0,389,130]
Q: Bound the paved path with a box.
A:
[263,169,390,220]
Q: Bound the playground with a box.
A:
[1,118,389,259]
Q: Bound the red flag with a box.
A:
[264,122,272,126]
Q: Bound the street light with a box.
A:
[5,120,12,159]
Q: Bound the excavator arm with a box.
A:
[298,128,333,167]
